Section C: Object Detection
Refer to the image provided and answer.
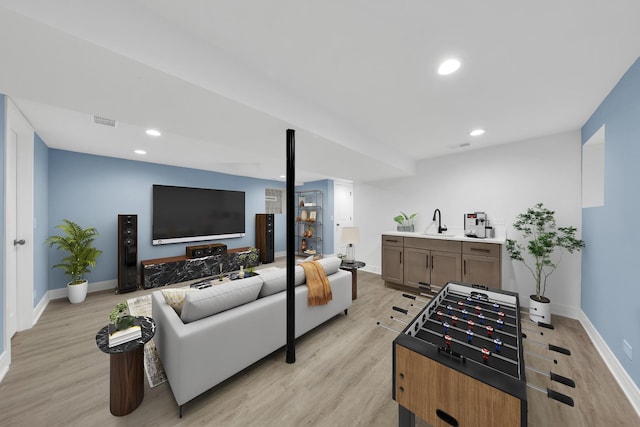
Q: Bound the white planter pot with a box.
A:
[67,280,88,304]
[529,295,551,323]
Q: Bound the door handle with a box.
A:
[13,239,25,246]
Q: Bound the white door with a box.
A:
[334,181,354,254]
[4,98,35,349]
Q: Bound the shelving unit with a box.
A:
[296,190,323,258]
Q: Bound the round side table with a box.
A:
[96,316,155,416]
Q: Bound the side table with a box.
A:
[340,260,366,300]
[96,316,155,416]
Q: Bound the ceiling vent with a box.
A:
[92,115,117,127]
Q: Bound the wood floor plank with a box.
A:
[0,263,637,426]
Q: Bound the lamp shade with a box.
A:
[341,227,360,244]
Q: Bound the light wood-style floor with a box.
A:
[0,263,637,426]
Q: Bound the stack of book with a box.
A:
[108,319,142,347]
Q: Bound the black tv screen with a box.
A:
[152,185,245,245]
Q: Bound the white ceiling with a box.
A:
[1,1,639,183]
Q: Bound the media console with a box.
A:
[140,246,260,288]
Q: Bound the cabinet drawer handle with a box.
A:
[436,409,459,426]
[463,260,466,275]
[386,239,399,243]
[470,247,491,253]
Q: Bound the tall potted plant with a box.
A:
[46,219,102,304]
[506,203,585,322]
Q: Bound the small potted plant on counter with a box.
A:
[394,212,417,232]
[506,203,585,323]
[46,219,102,304]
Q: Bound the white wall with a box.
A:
[356,130,583,314]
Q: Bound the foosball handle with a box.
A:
[418,283,431,292]
[547,388,575,407]
[402,293,417,300]
[549,344,571,356]
[392,306,409,315]
[538,322,555,330]
[550,372,576,388]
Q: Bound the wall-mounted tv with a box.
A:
[152,184,245,245]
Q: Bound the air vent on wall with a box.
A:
[92,115,117,127]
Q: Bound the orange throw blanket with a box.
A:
[300,261,333,306]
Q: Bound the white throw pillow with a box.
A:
[180,276,263,323]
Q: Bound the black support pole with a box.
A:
[286,129,296,364]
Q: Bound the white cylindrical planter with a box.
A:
[529,295,551,323]
[67,280,88,304]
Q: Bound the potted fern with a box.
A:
[506,203,585,322]
[46,219,102,304]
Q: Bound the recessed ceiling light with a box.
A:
[134,149,147,155]
[279,175,286,179]
[470,129,485,136]
[437,58,461,75]
[145,129,161,137]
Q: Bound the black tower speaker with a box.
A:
[117,214,138,293]
[256,213,275,263]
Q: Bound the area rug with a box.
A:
[127,295,167,388]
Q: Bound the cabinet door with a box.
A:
[382,245,404,284]
[463,254,501,289]
[430,251,461,288]
[404,247,430,288]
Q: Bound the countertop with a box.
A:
[383,229,506,245]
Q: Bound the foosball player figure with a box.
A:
[458,301,464,310]
[496,318,504,330]
[467,320,474,330]
[475,305,482,314]
[481,347,491,364]
[467,329,474,343]
[446,304,453,315]
[498,311,505,320]
[443,321,450,334]
[444,334,452,349]
[462,309,468,320]
[467,297,473,305]
[451,315,458,327]
[493,302,500,312]
[494,338,503,353]
[437,310,443,321]
[486,325,494,338]
[478,313,485,324]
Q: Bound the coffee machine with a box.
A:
[464,212,490,238]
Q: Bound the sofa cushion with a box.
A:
[180,276,263,323]
[258,257,341,298]
[316,256,342,275]
[160,287,195,316]
[258,267,306,297]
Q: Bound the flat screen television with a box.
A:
[152,184,245,245]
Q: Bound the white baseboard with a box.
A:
[0,349,9,384]
[577,309,640,418]
[33,292,49,326]
[48,279,117,301]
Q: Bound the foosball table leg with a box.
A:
[398,404,416,427]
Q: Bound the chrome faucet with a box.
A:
[432,209,447,234]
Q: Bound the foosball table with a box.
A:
[392,282,527,427]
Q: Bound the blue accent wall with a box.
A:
[34,134,48,306]
[0,94,6,353]
[47,149,287,289]
[47,149,285,289]
[582,56,640,387]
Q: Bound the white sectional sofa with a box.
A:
[151,257,352,416]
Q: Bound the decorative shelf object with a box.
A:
[295,190,323,258]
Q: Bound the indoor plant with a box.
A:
[46,219,102,304]
[394,212,417,232]
[506,203,585,322]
